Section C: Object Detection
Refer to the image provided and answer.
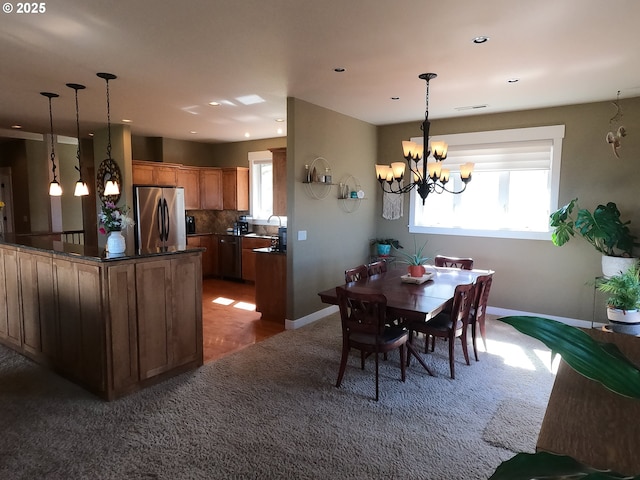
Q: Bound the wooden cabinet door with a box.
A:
[136,259,173,379]
[107,263,138,391]
[271,147,287,216]
[177,167,201,209]
[241,237,272,282]
[0,248,22,348]
[199,235,215,276]
[155,166,178,186]
[132,163,155,184]
[171,254,202,367]
[200,168,223,210]
[222,167,249,211]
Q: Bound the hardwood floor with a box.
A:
[202,278,285,363]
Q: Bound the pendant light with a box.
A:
[41,91,62,196]
[66,82,89,197]
[97,72,120,197]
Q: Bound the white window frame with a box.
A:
[409,125,565,240]
[248,150,273,223]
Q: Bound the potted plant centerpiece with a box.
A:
[597,262,640,335]
[370,238,402,257]
[550,198,639,277]
[393,236,430,277]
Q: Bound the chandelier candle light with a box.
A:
[376,73,474,205]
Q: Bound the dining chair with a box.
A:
[367,260,387,276]
[469,273,493,361]
[407,282,475,379]
[434,255,474,270]
[344,264,368,282]
[335,286,408,401]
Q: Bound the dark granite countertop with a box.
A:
[0,234,204,262]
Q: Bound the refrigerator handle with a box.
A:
[157,198,165,241]
[164,198,170,240]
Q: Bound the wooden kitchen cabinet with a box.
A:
[222,167,249,211]
[255,250,286,323]
[187,234,217,277]
[176,167,201,209]
[200,168,223,210]
[132,160,179,186]
[270,147,287,216]
[241,236,272,282]
[0,247,21,349]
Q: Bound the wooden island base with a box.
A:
[0,239,203,400]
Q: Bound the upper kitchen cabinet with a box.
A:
[132,160,179,186]
[270,147,287,216]
[222,167,249,211]
[176,167,201,210]
[200,168,223,210]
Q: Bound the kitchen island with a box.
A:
[0,235,203,400]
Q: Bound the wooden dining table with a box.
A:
[318,266,494,375]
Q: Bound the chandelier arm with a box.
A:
[439,181,469,195]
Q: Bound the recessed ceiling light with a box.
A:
[391,97,400,100]
[277,128,283,135]
[472,36,489,44]
[244,132,250,138]
[275,118,285,123]
[122,118,132,123]
[11,125,21,129]
[190,131,197,134]
[507,78,519,83]
[334,67,346,73]
[208,101,220,106]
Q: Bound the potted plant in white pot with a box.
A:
[393,236,430,277]
[550,198,638,277]
[597,262,640,335]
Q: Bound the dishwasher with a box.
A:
[218,234,242,279]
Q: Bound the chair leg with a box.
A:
[448,335,456,379]
[336,346,349,388]
[400,345,406,382]
[361,351,365,370]
[479,318,488,352]
[460,331,471,366]
[471,322,479,362]
[375,351,379,401]
[407,330,413,367]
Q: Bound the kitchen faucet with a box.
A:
[267,215,282,227]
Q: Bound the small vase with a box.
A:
[408,265,425,278]
[107,230,126,254]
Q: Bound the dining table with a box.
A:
[318,266,494,375]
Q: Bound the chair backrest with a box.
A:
[434,255,474,270]
[367,260,387,276]
[336,286,387,336]
[471,274,493,322]
[449,282,475,331]
[344,264,368,283]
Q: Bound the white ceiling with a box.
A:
[1,0,640,144]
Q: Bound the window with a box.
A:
[409,125,565,240]
[249,150,273,221]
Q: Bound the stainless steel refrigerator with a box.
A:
[133,186,186,251]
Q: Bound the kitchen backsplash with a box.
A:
[186,210,280,236]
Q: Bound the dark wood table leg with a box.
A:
[406,341,435,376]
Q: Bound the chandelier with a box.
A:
[376,73,474,205]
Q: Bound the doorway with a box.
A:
[201,277,284,363]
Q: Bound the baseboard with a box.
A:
[285,305,339,330]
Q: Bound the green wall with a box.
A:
[375,97,640,322]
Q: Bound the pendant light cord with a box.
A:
[106,77,112,159]
[46,95,58,182]
[73,88,82,177]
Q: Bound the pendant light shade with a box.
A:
[66,82,89,197]
[96,72,121,200]
[41,91,62,196]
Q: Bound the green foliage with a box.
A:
[491,316,640,479]
[490,451,640,480]
[597,263,640,311]
[393,236,430,266]
[550,198,637,257]
[370,238,402,249]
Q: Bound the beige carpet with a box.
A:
[0,314,556,479]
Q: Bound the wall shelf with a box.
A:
[338,174,363,213]
[303,157,333,199]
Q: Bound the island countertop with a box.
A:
[0,233,204,262]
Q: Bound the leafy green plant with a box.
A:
[489,315,640,479]
[597,263,640,311]
[550,198,637,257]
[392,236,430,266]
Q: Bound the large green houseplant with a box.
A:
[490,316,640,479]
[550,198,638,277]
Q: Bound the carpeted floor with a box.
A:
[0,314,556,480]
